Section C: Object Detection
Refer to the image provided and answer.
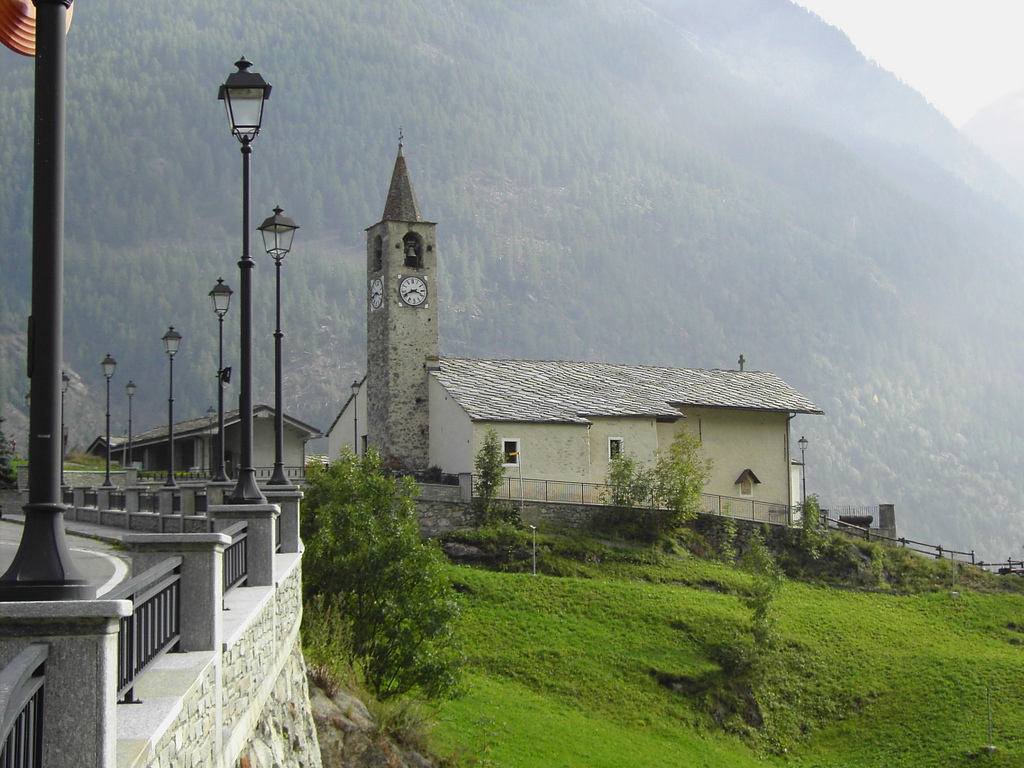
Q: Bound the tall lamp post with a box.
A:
[0,0,93,600]
[219,56,271,504]
[798,435,808,506]
[125,380,136,471]
[162,327,182,488]
[100,353,116,487]
[206,406,216,475]
[60,371,69,486]
[351,380,359,455]
[209,277,233,482]
[258,205,299,485]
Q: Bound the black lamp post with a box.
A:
[798,435,808,506]
[60,371,69,486]
[0,0,93,600]
[351,380,359,455]
[100,353,116,487]
[258,205,299,486]
[162,327,182,488]
[125,380,136,471]
[209,277,233,482]
[219,56,271,504]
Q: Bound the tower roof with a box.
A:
[381,142,421,222]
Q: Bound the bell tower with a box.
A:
[365,141,438,470]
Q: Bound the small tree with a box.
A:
[0,418,16,490]
[473,427,517,526]
[302,449,461,699]
[602,451,656,508]
[654,428,713,529]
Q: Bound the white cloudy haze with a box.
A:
[796,0,1024,127]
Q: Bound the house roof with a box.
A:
[99,405,322,449]
[430,358,823,424]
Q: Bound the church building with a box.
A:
[327,144,823,509]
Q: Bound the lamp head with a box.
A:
[101,354,117,380]
[209,277,233,317]
[258,206,299,261]
[125,380,136,397]
[218,57,271,143]
[798,435,808,452]
[62,371,70,394]
[162,326,182,358]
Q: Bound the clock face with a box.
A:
[399,275,428,307]
[369,278,383,310]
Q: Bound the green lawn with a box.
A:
[431,548,1024,767]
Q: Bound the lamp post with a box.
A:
[0,0,93,600]
[351,380,359,455]
[125,380,136,471]
[798,435,808,506]
[258,205,299,485]
[163,327,182,488]
[219,57,271,504]
[209,277,233,482]
[60,372,69,486]
[100,353,116,487]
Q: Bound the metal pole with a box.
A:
[228,140,265,503]
[0,0,92,600]
[103,372,113,487]
[165,352,176,487]
[127,387,134,470]
[213,313,229,481]
[268,256,287,484]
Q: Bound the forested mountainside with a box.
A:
[3,0,1024,558]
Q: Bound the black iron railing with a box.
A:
[83,490,98,508]
[488,475,795,526]
[0,644,48,768]
[138,492,158,514]
[105,557,182,703]
[222,522,248,594]
[195,493,208,514]
[108,492,126,511]
[255,466,307,481]
[61,488,72,505]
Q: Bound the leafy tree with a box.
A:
[602,451,656,508]
[472,428,517,527]
[741,529,783,652]
[654,428,713,529]
[0,418,16,490]
[301,449,461,700]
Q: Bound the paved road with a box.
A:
[0,520,131,596]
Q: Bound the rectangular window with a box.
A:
[609,438,624,460]
[503,439,520,466]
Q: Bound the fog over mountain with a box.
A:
[4,0,1024,559]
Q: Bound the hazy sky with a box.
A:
[796,1,1024,127]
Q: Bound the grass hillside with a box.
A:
[429,527,1024,767]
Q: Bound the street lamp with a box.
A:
[60,371,69,486]
[100,353,116,487]
[0,0,93,600]
[162,327,182,488]
[798,435,808,506]
[125,380,136,471]
[219,56,271,504]
[209,277,233,482]
[258,205,299,485]
[351,380,359,455]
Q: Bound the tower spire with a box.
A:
[382,134,420,222]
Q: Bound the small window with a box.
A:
[609,438,624,460]
[503,439,520,466]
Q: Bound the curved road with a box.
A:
[0,521,130,596]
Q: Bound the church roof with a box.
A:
[381,143,421,221]
[431,358,823,424]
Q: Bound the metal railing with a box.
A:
[104,557,182,703]
[222,522,248,594]
[83,490,98,508]
[489,475,795,526]
[0,644,48,768]
[138,492,158,514]
[108,492,126,511]
[254,466,307,481]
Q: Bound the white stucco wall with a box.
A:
[668,408,793,506]
[326,391,366,462]
[585,416,662,484]
[428,377,474,473]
